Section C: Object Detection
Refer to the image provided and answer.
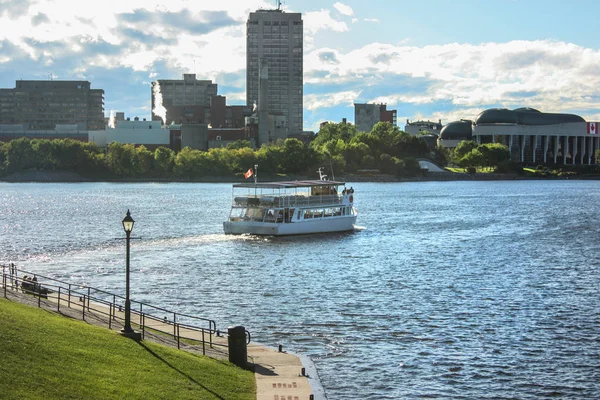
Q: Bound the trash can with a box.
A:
[228,325,247,367]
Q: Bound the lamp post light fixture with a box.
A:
[121,209,137,338]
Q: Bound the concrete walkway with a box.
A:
[1,283,326,400]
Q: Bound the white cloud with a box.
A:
[1,1,599,125]
[304,9,349,35]
[305,40,600,118]
[333,2,354,16]
[305,90,361,111]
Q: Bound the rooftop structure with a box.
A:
[405,119,443,136]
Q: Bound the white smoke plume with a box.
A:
[108,110,115,128]
[253,101,257,112]
[152,82,167,125]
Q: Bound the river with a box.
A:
[1,180,599,399]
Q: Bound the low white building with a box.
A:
[89,118,170,149]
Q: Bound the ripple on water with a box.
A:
[2,181,600,399]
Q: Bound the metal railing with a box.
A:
[234,194,343,208]
[1,264,238,358]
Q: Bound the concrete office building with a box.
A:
[152,74,250,128]
[354,103,397,132]
[247,8,303,136]
[152,74,217,124]
[0,80,104,130]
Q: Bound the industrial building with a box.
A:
[0,80,104,131]
[354,103,397,132]
[438,107,600,165]
[247,7,303,136]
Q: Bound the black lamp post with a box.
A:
[121,210,135,335]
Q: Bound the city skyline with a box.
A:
[1,0,599,132]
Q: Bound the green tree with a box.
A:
[343,142,371,171]
[4,138,36,172]
[106,142,138,176]
[280,138,313,174]
[459,148,485,170]
[453,140,478,163]
[0,142,7,175]
[30,139,55,169]
[135,145,154,175]
[226,139,252,150]
[256,140,285,174]
[154,147,175,176]
[173,147,207,178]
[310,122,358,148]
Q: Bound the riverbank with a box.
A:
[1,169,599,183]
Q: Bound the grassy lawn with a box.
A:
[445,167,466,173]
[0,299,255,400]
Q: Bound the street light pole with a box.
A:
[121,210,136,336]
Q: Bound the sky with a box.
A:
[1,0,600,132]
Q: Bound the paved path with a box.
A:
[1,283,326,399]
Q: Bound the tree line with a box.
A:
[0,121,547,179]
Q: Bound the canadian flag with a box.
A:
[244,168,253,179]
[588,122,598,134]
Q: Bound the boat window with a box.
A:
[245,207,264,221]
[266,208,277,222]
[324,208,333,217]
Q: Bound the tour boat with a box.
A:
[223,173,357,236]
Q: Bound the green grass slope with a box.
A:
[0,299,255,400]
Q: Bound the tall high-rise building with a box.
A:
[0,80,104,130]
[247,8,303,136]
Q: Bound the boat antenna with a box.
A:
[329,160,336,181]
[254,164,258,184]
[318,167,327,181]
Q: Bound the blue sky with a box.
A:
[1,0,599,132]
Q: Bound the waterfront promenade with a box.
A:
[1,278,325,400]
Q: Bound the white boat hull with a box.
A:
[223,215,357,236]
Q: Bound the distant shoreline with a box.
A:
[1,169,598,183]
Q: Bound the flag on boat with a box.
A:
[588,122,598,134]
[244,168,253,179]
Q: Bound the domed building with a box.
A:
[471,107,597,165]
[438,120,473,148]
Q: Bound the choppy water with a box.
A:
[1,180,599,399]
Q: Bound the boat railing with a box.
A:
[234,194,342,208]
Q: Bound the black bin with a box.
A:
[228,325,247,367]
